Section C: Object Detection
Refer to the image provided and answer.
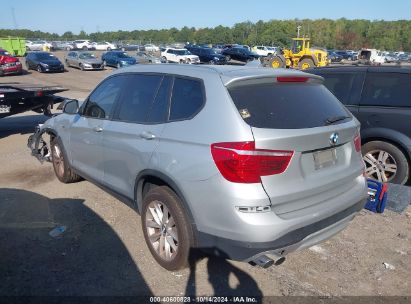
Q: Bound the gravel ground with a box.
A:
[0,53,410,298]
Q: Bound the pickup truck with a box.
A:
[0,84,67,118]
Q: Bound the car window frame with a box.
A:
[111,73,169,125]
[80,74,127,120]
[168,75,206,123]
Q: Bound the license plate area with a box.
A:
[313,148,337,170]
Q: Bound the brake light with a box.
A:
[211,141,293,183]
[354,133,361,152]
[277,76,309,83]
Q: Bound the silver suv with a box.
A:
[29,65,368,270]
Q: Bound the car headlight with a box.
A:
[121,61,128,64]
[214,57,220,60]
[83,63,91,67]
[40,63,49,67]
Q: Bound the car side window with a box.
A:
[147,76,172,123]
[321,73,355,105]
[116,74,163,123]
[361,73,411,107]
[169,77,204,121]
[83,76,125,119]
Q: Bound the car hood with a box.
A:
[40,59,62,65]
[119,57,135,62]
[81,58,103,64]
[0,55,19,63]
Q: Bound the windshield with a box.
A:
[175,49,191,55]
[36,53,56,60]
[115,52,130,58]
[79,53,96,59]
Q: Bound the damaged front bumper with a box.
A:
[27,124,53,163]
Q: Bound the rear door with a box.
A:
[102,74,171,198]
[357,71,411,138]
[228,78,363,217]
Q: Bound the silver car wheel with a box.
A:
[363,149,397,182]
[145,200,178,261]
[52,144,65,177]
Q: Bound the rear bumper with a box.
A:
[196,198,366,261]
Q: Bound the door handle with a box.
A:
[93,126,103,132]
[140,131,156,140]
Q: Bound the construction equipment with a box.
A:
[0,37,26,57]
[262,37,328,70]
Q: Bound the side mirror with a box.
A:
[62,99,79,115]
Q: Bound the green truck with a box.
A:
[0,37,26,56]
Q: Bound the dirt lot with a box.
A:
[0,53,410,298]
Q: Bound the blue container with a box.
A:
[365,179,388,213]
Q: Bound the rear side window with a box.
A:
[361,73,411,107]
[116,74,163,123]
[169,77,204,121]
[321,73,355,105]
[229,82,351,129]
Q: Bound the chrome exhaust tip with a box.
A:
[249,253,286,268]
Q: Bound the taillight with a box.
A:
[276,76,309,83]
[354,133,361,152]
[210,141,293,183]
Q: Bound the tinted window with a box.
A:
[147,76,172,123]
[117,74,163,123]
[321,73,355,105]
[83,76,124,119]
[361,73,411,107]
[169,78,204,121]
[229,82,351,129]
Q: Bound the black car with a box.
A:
[186,46,226,64]
[25,52,64,73]
[327,51,343,63]
[334,51,357,61]
[308,66,411,184]
[221,47,260,63]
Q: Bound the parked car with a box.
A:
[65,51,104,70]
[384,52,399,63]
[144,44,159,52]
[52,41,75,51]
[161,48,200,64]
[25,52,64,73]
[134,51,161,64]
[358,49,385,65]
[308,66,411,184]
[118,42,142,52]
[186,47,226,65]
[334,50,357,61]
[29,65,367,270]
[101,51,137,68]
[251,46,275,57]
[91,42,117,51]
[327,51,343,63]
[73,40,94,50]
[26,40,53,51]
[0,48,23,76]
[222,47,260,62]
[398,53,411,62]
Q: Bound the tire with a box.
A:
[179,59,184,64]
[117,62,121,69]
[226,55,231,61]
[141,186,194,270]
[362,141,409,184]
[102,60,107,67]
[162,56,167,63]
[65,60,70,68]
[209,60,215,65]
[37,65,43,73]
[298,58,315,70]
[26,46,31,51]
[269,55,285,68]
[65,47,71,51]
[107,47,111,51]
[121,47,126,52]
[79,63,84,71]
[51,138,82,184]
[82,46,88,51]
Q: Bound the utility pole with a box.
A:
[11,7,18,29]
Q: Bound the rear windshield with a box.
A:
[228,82,351,129]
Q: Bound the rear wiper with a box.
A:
[324,115,351,126]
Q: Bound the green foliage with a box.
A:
[0,18,409,51]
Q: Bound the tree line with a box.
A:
[1,18,410,51]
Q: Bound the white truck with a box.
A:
[161,48,200,64]
[358,49,385,65]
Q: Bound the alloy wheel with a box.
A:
[363,150,397,182]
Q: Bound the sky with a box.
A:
[1,0,410,35]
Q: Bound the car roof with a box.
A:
[309,66,411,73]
[111,64,322,86]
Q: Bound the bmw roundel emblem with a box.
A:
[329,132,339,145]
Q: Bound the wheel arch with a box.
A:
[134,170,197,228]
[300,55,318,65]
